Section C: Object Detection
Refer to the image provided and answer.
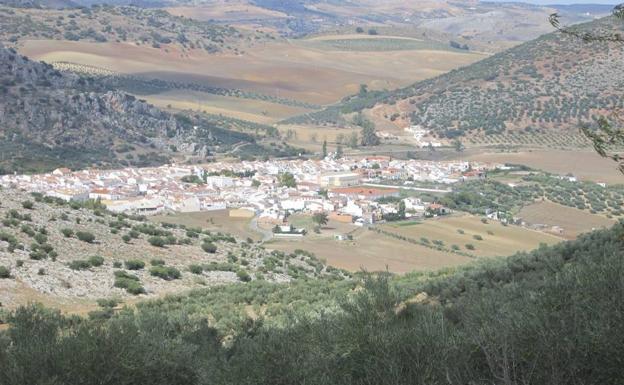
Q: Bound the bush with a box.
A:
[68,260,92,270]
[122,234,131,243]
[202,242,217,254]
[0,266,10,278]
[113,271,145,295]
[124,260,145,270]
[148,236,166,248]
[21,201,34,209]
[88,255,105,267]
[149,266,181,280]
[473,235,484,241]
[236,270,251,282]
[61,228,74,238]
[465,243,476,250]
[29,250,47,260]
[112,261,122,268]
[33,233,47,244]
[76,231,95,243]
[188,264,203,274]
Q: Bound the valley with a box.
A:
[0,1,623,383]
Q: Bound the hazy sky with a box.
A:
[488,0,620,4]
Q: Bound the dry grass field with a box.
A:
[380,214,562,258]
[266,227,472,274]
[518,201,616,240]
[263,213,563,274]
[144,91,313,124]
[466,149,624,184]
[150,210,262,241]
[18,36,484,106]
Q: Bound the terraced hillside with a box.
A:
[286,16,624,141]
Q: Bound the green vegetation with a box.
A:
[278,172,297,188]
[442,174,624,217]
[113,271,145,295]
[0,265,10,278]
[124,260,145,271]
[0,223,623,383]
[285,16,624,141]
[150,265,182,281]
[76,231,95,243]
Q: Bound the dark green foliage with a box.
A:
[278,172,297,188]
[1,223,623,384]
[236,270,251,282]
[0,265,10,278]
[188,264,203,274]
[76,231,95,243]
[60,228,74,238]
[68,260,92,271]
[151,259,166,266]
[113,271,145,295]
[124,260,145,271]
[150,266,181,281]
[148,236,166,247]
[88,255,105,267]
[201,242,217,254]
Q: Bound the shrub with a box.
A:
[150,266,181,280]
[76,231,95,243]
[113,271,145,295]
[29,250,47,260]
[68,260,92,270]
[188,264,203,274]
[473,235,484,241]
[236,270,251,282]
[150,259,165,266]
[202,242,217,254]
[16,260,24,267]
[122,234,131,243]
[113,261,122,268]
[88,255,105,267]
[465,243,476,250]
[21,200,34,209]
[61,228,74,238]
[124,260,145,270]
[148,236,166,248]
[33,233,47,244]
[0,266,10,278]
[37,268,46,275]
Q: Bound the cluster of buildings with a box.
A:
[0,156,494,226]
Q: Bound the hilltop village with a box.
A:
[0,157,494,226]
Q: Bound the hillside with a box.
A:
[0,215,622,383]
[0,45,280,173]
[286,15,624,141]
[0,3,267,54]
[0,187,342,311]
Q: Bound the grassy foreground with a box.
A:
[1,222,623,384]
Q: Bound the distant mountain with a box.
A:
[0,4,247,54]
[0,0,78,9]
[0,45,261,173]
[286,15,624,139]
